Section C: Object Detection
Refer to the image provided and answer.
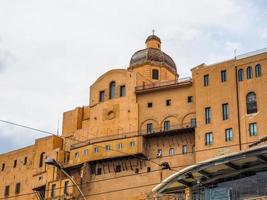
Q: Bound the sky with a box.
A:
[0,0,267,153]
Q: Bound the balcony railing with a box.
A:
[70,122,195,149]
[135,77,192,92]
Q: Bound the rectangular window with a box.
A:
[222,103,229,120]
[1,163,5,171]
[24,157,27,165]
[15,183,21,194]
[249,122,257,136]
[105,145,111,151]
[99,91,105,102]
[147,123,153,134]
[74,152,79,158]
[157,149,162,157]
[83,149,88,156]
[166,99,171,106]
[4,185,9,196]
[225,128,233,141]
[182,145,188,154]
[94,147,99,153]
[64,181,69,195]
[51,184,56,198]
[188,96,193,103]
[13,160,17,168]
[163,120,170,131]
[130,141,135,148]
[205,132,213,145]
[191,118,196,127]
[221,70,227,82]
[120,85,126,97]
[205,107,211,124]
[169,148,175,156]
[117,143,123,150]
[204,74,209,87]
[147,102,153,108]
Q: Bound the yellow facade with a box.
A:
[0,34,266,200]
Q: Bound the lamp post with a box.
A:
[45,157,86,200]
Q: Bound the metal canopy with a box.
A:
[152,145,267,194]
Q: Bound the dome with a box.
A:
[129,48,177,72]
[145,34,161,43]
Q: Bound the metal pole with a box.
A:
[46,158,86,200]
[59,168,87,200]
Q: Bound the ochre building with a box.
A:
[0,34,266,200]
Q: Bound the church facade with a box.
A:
[0,34,267,200]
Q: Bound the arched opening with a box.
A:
[246,92,257,114]
[152,69,159,80]
[109,81,116,99]
[255,64,262,77]
[247,66,252,79]
[39,152,45,168]
[238,69,244,81]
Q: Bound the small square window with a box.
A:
[188,96,193,103]
[166,99,171,106]
[147,102,153,108]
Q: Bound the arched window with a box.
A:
[238,69,244,81]
[39,152,45,168]
[247,66,252,79]
[152,69,159,80]
[246,92,257,114]
[255,64,262,77]
[109,81,116,99]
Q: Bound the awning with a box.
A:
[152,144,267,194]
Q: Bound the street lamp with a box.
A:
[45,157,86,200]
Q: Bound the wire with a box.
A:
[0,119,177,172]
[0,119,56,136]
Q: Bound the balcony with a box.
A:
[70,122,195,150]
[135,77,192,93]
